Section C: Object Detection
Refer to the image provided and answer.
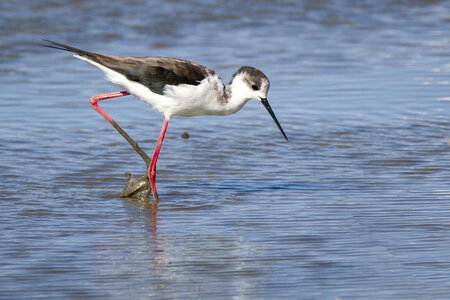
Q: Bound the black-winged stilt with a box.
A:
[44,40,288,201]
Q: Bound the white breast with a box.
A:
[163,74,226,117]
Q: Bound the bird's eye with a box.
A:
[251,85,259,91]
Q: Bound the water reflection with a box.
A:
[123,196,159,232]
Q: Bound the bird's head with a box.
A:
[232,66,270,100]
[230,66,288,141]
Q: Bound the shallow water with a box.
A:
[1,0,449,299]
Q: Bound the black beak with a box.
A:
[260,98,288,141]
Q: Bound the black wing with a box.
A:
[44,40,212,95]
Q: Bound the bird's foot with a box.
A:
[151,191,160,203]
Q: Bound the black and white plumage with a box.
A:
[45,40,287,201]
[44,40,287,139]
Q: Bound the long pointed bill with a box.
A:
[260,98,288,141]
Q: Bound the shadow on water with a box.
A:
[214,180,363,193]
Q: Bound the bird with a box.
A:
[44,40,288,202]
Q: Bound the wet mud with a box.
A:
[120,172,150,199]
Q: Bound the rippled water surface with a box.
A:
[1,0,449,299]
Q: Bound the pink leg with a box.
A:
[90,91,130,124]
[149,117,170,201]
[90,91,151,168]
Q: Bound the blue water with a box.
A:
[1,0,449,299]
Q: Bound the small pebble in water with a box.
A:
[181,132,190,139]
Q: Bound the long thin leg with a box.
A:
[90,91,151,168]
[149,117,170,201]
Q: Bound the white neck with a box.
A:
[219,74,253,115]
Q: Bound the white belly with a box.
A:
[75,54,226,118]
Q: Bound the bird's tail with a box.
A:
[42,39,102,64]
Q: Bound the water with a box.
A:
[1,0,449,298]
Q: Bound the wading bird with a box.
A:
[44,40,288,201]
